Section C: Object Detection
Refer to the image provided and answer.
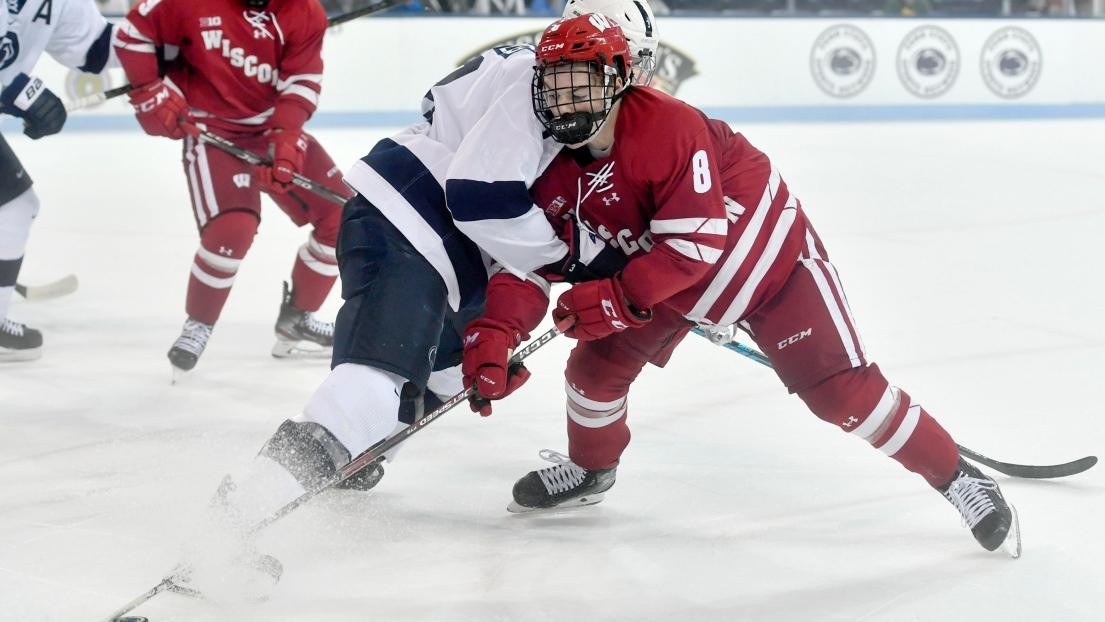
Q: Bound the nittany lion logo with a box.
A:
[980,27,1041,99]
[896,26,960,99]
[810,25,876,99]
[0,32,19,71]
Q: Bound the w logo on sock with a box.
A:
[232,173,251,189]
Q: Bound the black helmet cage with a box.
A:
[532,57,628,145]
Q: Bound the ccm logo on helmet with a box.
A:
[539,43,566,53]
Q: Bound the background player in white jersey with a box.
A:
[0,0,115,361]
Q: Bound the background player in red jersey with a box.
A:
[461,15,1021,556]
[114,0,352,376]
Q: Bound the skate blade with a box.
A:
[0,347,43,362]
[1001,504,1022,559]
[170,365,191,385]
[271,338,332,360]
[507,492,606,514]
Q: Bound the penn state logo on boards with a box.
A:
[980,27,1041,99]
[896,25,960,99]
[458,32,698,96]
[64,69,113,109]
[809,24,876,99]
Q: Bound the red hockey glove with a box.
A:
[128,79,191,140]
[553,276,652,341]
[258,129,308,193]
[462,318,532,416]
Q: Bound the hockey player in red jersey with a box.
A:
[114,0,352,375]
[461,14,1021,556]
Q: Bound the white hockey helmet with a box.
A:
[562,0,659,86]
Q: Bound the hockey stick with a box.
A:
[67,0,411,112]
[100,325,562,622]
[14,274,78,301]
[188,127,349,206]
[689,327,1098,479]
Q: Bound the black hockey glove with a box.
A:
[1,73,67,140]
[544,217,629,284]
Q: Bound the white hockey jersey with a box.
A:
[343,44,567,311]
[1,0,114,92]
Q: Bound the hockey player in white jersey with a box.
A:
[184,4,665,588]
[0,0,114,361]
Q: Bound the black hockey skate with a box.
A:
[335,457,386,491]
[939,457,1021,558]
[272,281,334,359]
[0,318,42,362]
[508,449,617,513]
[168,317,214,379]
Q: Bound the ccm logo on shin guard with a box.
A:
[778,328,812,350]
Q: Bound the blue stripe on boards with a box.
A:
[15,103,1105,134]
[360,139,488,309]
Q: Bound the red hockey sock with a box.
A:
[186,211,258,325]
[799,365,959,488]
[565,383,631,470]
[289,232,337,312]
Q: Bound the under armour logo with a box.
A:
[232,173,251,188]
[218,246,233,256]
[602,193,620,206]
[843,416,859,428]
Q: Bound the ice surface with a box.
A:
[1,119,1103,621]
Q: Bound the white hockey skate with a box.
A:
[272,281,334,359]
[508,450,617,514]
[0,318,42,362]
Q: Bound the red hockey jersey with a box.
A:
[532,87,808,327]
[114,0,327,134]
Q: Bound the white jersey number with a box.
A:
[692,150,712,193]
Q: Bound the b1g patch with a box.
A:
[809,24,876,99]
[896,25,960,99]
[980,27,1041,99]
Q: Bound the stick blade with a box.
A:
[960,445,1098,479]
[16,274,79,301]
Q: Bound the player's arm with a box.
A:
[618,127,728,309]
[0,16,63,140]
[444,79,568,278]
[46,0,117,74]
[113,0,191,139]
[258,2,327,191]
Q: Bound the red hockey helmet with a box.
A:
[532,13,634,145]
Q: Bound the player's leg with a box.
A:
[266,133,352,357]
[169,134,264,374]
[212,194,452,529]
[744,229,1017,553]
[0,135,42,361]
[510,305,692,512]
